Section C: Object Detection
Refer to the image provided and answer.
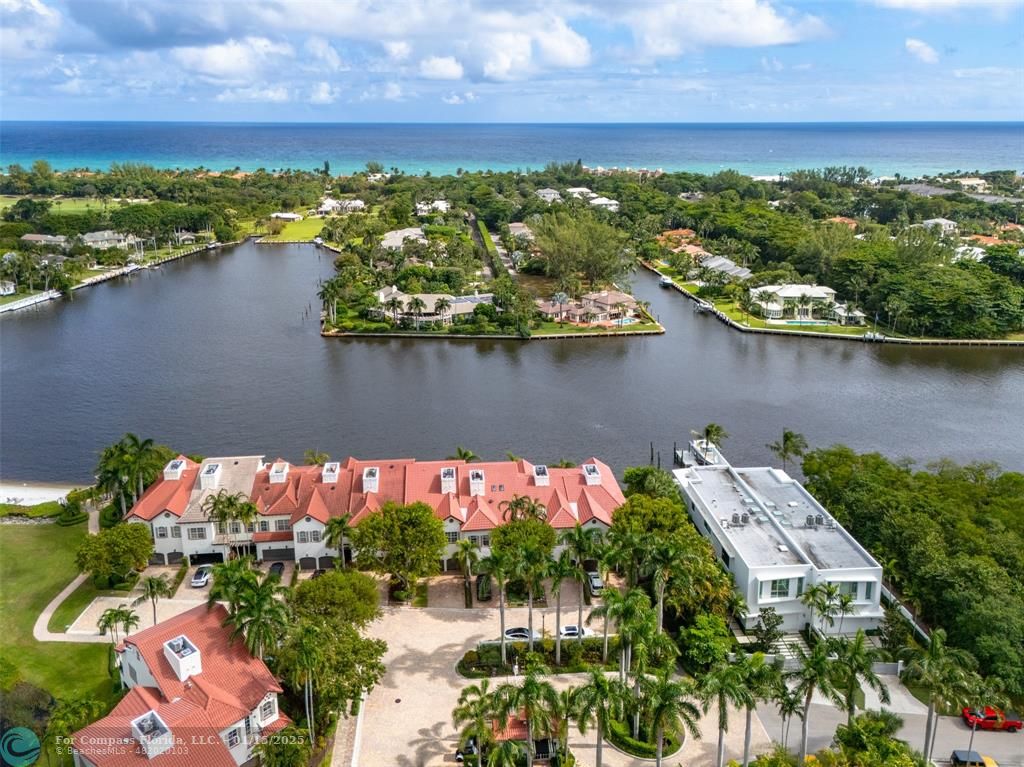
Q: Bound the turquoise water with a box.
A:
[1,121,1022,176]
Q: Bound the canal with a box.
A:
[2,241,1023,483]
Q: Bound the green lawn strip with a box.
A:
[0,524,121,709]
[0,290,46,306]
[532,320,662,335]
[260,216,327,241]
[47,579,122,634]
[0,500,64,518]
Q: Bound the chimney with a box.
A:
[322,462,340,484]
[533,465,550,487]
[163,635,201,681]
[163,459,185,482]
[269,462,289,485]
[362,467,379,494]
[440,467,457,494]
[469,469,485,497]
[582,463,601,486]
[199,463,221,490]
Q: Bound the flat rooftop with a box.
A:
[675,464,880,571]
[179,456,265,523]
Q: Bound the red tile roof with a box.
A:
[126,456,200,521]
[492,713,529,742]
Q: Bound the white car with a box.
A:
[559,625,592,638]
[190,565,212,588]
[587,571,604,594]
[504,627,541,641]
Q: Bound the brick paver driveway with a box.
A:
[356,603,771,767]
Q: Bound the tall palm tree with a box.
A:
[575,668,628,767]
[699,659,755,767]
[647,671,702,767]
[900,628,977,762]
[499,494,546,523]
[551,291,569,324]
[95,442,130,517]
[323,513,351,568]
[800,582,840,635]
[494,670,558,762]
[454,538,480,609]
[551,687,576,760]
[789,641,843,764]
[588,586,626,665]
[384,295,403,324]
[97,607,121,643]
[617,588,654,682]
[133,574,173,627]
[649,538,692,633]
[702,423,729,459]
[201,489,244,556]
[120,433,165,502]
[517,542,550,653]
[118,606,140,638]
[797,292,812,323]
[548,550,576,665]
[284,620,324,743]
[735,653,781,767]
[303,448,329,466]
[485,739,524,767]
[452,679,495,758]
[832,630,890,726]
[481,549,514,666]
[434,296,452,325]
[962,673,1009,756]
[766,428,808,472]
[448,446,479,462]
[228,574,289,660]
[560,524,600,642]
[208,556,258,614]
[233,500,258,559]
[605,526,648,588]
[772,677,803,751]
[407,295,427,329]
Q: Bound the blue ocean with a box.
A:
[1,121,1022,177]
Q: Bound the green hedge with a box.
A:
[56,512,88,526]
[476,220,506,276]
[170,558,190,593]
[606,718,680,759]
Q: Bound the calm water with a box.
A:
[2,242,1023,483]
[2,122,1023,177]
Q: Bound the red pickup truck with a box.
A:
[962,707,1022,733]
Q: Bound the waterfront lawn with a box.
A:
[532,319,663,335]
[0,524,120,707]
[260,216,326,241]
[714,300,871,336]
[0,500,64,518]
[0,289,45,306]
[48,579,120,634]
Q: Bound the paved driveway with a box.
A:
[356,603,771,767]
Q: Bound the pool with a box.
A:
[783,320,828,326]
[616,317,640,326]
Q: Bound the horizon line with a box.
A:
[3,119,1024,126]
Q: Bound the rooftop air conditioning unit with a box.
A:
[815,514,824,526]
[163,459,185,481]
[199,463,222,490]
[533,465,550,487]
[362,467,379,494]
[322,462,340,484]
[440,467,457,494]
[582,463,601,486]
[732,512,741,525]
[269,462,289,485]
[805,514,815,528]
[741,512,750,524]
[469,470,485,497]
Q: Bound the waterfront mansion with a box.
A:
[127,455,625,569]
[673,441,883,636]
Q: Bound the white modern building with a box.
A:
[674,443,883,635]
[921,217,958,236]
[536,188,562,203]
[589,196,620,212]
[415,199,451,215]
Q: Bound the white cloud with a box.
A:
[308,81,340,103]
[761,56,784,72]
[173,36,293,80]
[905,37,939,63]
[214,84,290,102]
[441,90,477,104]
[481,32,533,80]
[0,0,62,59]
[418,55,463,79]
[305,36,343,72]
[360,81,403,101]
[383,40,411,61]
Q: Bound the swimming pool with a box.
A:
[783,320,828,326]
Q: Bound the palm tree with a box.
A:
[228,574,289,660]
[773,678,803,750]
[499,494,546,522]
[97,607,120,643]
[737,290,756,326]
[900,628,977,762]
[118,606,140,637]
[617,588,654,683]
[800,582,840,635]
[486,739,524,767]
[517,542,550,653]
[481,549,513,665]
[434,296,452,325]
[134,574,173,626]
[494,670,558,762]
[588,585,626,665]
[699,659,755,767]
[702,423,729,458]
[233,500,258,558]
[283,620,324,743]
[551,687,576,760]
[407,295,427,329]
[832,630,890,727]
[551,291,569,324]
[120,433,165,502]
[95,442,130,517]
[797,292,812,323]
[735,653,781,767]
[454,538,480,608]
[848,275,867,307]
[962,673,1009,756]
[323,513,351,568]
[303,448,329,466]
[317,280,340,324]
[448,446,479,462]
[384,295,403,324]
[646,671,701,767]
[46,696,104,766]
[789,641,843,764]
[452,679,495,758]
[202,489,244,555]
[208,556,258,614]
[766,429,808,472]
[836,592,856,635]
[649,538,691,633]
[575,667,628,767]
[548,550,576,665]
[560,524,599,642]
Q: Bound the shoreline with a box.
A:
[0,481,80,505]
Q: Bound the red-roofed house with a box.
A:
[126,455,626,570]
[73,604,287,767]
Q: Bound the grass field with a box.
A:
[48,579,120,634]
[0,500,64,518]
[259,216,326,241]
[0,195,110,215]
[0,524,120,708]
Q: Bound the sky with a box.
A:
[1,0,1023,122]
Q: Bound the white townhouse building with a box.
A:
[674,443,883,635]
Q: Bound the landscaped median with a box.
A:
[457,637,620,678]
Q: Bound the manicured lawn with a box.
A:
[0,289,45,306]
[260,216,327,241]
[48,578,120,634]
[0,195,115,214]
[0,500,64,518]
[0,524,121,707]
[532,320,663,335]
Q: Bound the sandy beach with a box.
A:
[0,481,80,506]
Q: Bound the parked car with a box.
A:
[586,571,604,595]
[951,750,999,767]
[190,565,212,588]
[962,706,1022,733]
[504,627,541,641]
[268,562,285,578]
[475,573,492,602]
[559,625,592,639]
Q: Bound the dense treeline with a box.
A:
[802,446,1024,697]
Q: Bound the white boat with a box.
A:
[659,275,674,287]
[206,242,220,250]
[314,237,324,246]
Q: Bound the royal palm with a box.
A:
[699,659,754,767]
[646,671,701,767]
